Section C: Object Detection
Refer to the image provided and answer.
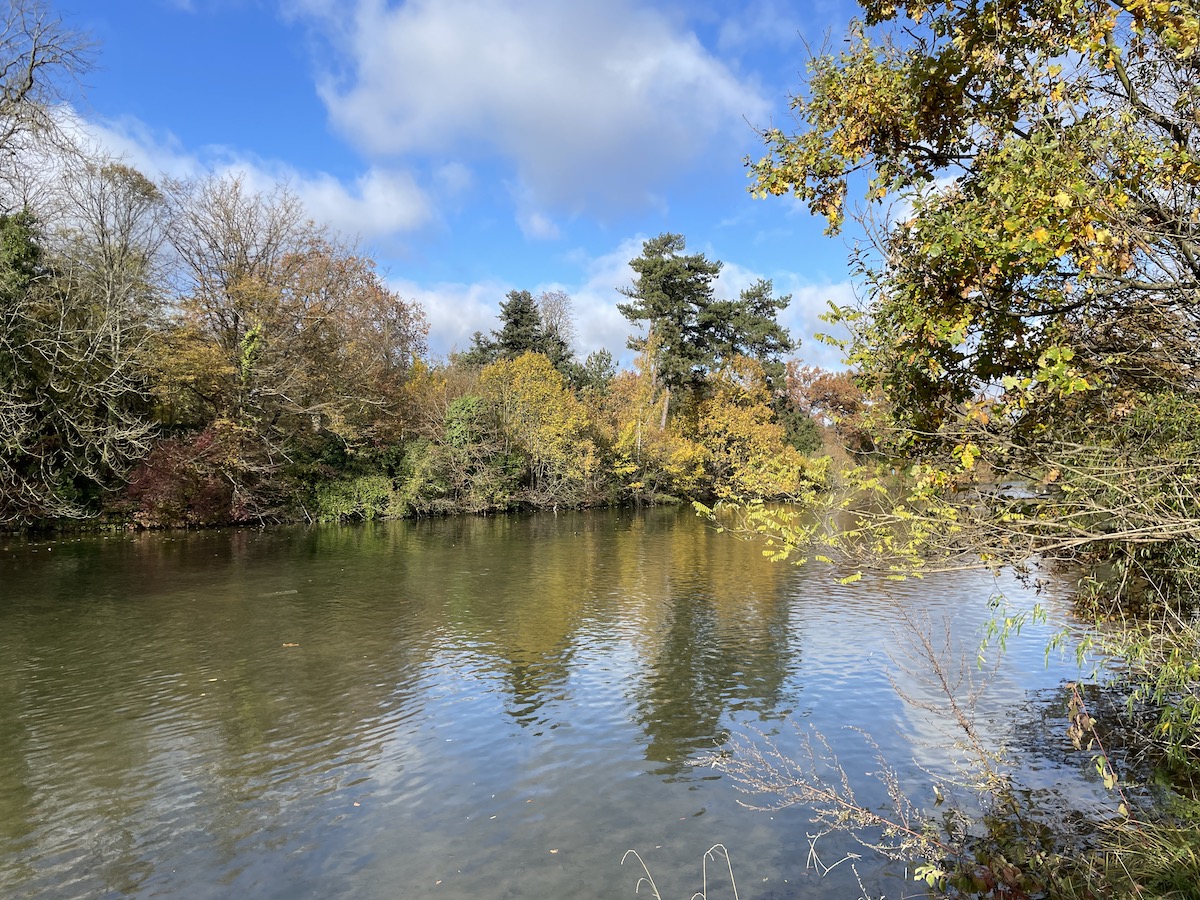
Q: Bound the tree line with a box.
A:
[0,2,841,530]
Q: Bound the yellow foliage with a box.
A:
[478,352,597,497]
[696,357,820,500]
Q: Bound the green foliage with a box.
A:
[443,395,490,448]
[0,209,41,294]
[392,438,448,516]
[618,232,723,400]
[618,234,794,416]
[313,474,400,522]
[456,289,580,380]
[775,404,824,455]
[579,349,616,393]
[494,289,547,359]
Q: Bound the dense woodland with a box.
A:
[0,11,843,531]
[0,167,834,528]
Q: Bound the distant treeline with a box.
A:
[1,164,855,529]
[0,140,858,528]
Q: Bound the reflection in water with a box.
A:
[623,513,796,776]
[0,508,1090,899]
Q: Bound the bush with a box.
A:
[313,474,401,522]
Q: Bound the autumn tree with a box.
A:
[0,158,163,524]
[385,362,501,515]
[730,13,1200,889]
[694,357,818,500]
[154,174,427,521]
[747,0,1200,607]
[478,352,597,505]
[784,362,872,454]
[598,336,707,503]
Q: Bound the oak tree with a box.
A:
[749,0,1200,607]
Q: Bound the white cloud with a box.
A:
[714,0,851,56]
[517,210,561,241]
[565,236,646,360]
[66,109,433,240]
[301,168,430,236]
[300,0,769,213]
[777,280,855,370]
[433,161,473,196]
[388,277,513,358]
[510,181,561,240]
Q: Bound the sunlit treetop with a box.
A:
[751,0,1199,442]
[753,0,1198,228]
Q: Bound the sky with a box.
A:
[68,0,864,369]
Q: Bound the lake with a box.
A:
[0,506,1096,898]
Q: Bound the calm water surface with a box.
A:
[0,507,1093,898]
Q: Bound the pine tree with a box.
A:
[493,289,546,359]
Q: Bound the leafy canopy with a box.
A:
[744,0,1200,608]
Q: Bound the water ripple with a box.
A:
[0,509,1093,899]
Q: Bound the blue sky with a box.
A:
[70,0,861,368]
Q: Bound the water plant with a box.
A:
[622,844,740,900]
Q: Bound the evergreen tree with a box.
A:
[703,278,794,390]
[458,330,499,368]
[493,289,546,358]
[617,233,795,419]
[617,233,721,404]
